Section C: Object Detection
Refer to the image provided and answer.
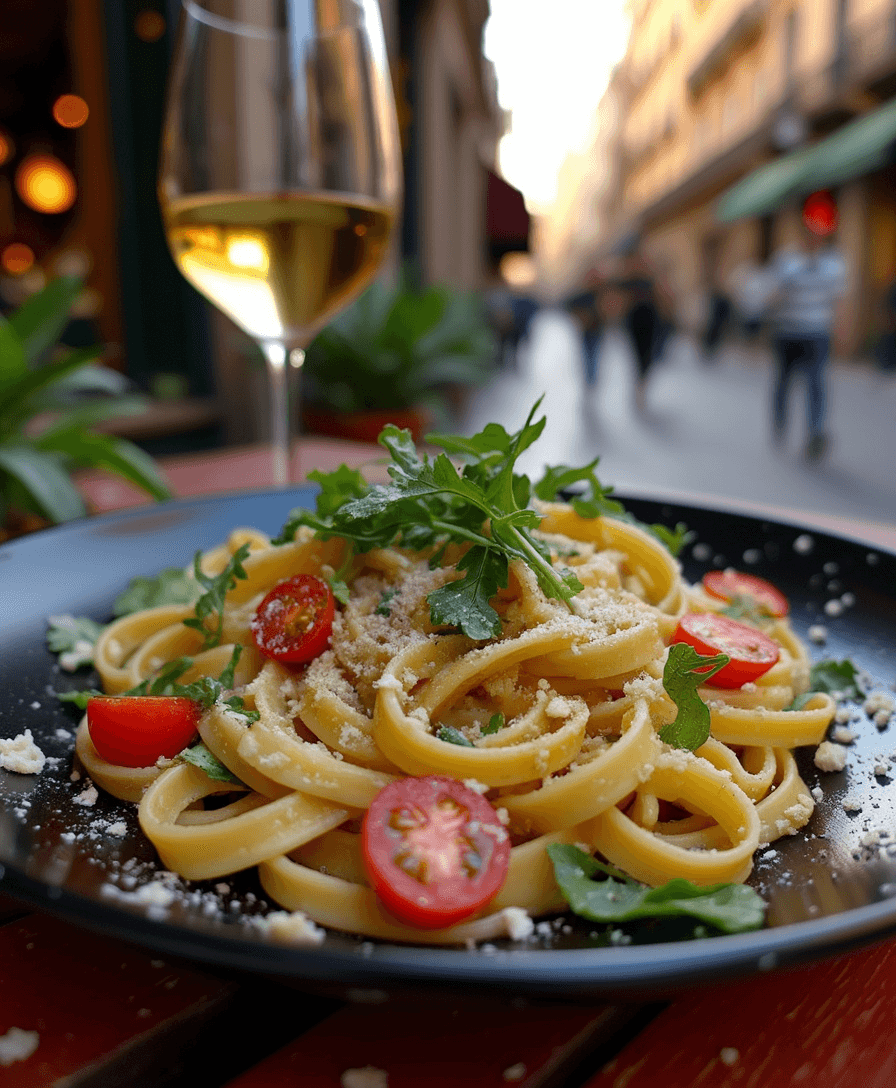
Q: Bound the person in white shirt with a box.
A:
[766,202,847,462]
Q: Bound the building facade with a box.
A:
[587,0,896,354]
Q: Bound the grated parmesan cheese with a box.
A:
[0,730,46,775]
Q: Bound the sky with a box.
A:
[483,0,631,212]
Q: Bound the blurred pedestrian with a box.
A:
[874,278,896,374]
[729,258,771,347]
[766,192,847,461]
[484,271,537,370]
[620,249,667,412]
[701,286,733,360]
[565,268,605,388]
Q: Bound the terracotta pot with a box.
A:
[303,406,432,445]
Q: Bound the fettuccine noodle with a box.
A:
[74,501,833,944]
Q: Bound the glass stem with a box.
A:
[259,340,292,488]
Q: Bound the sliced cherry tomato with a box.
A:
[702,569,789,617]
[250,574,335,664]
[672,612,780,689]
[361,775,511,929]
[87,696,201,767]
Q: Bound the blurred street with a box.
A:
[460,310,896,532]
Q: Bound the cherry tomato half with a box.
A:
[361,775,511,929]
[672,612,780,689]
[702,569,789,618]
[87,696,201,767]
[250,574,335,665]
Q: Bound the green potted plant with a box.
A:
[0,275,171,542]
[302,272,497,443]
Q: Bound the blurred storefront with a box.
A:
[583,0,896,356]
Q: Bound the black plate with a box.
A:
[2,489,896,1001]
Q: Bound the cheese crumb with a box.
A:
[0,1027,39,1066]
[720,1047,739,1067]
[501,907,534,941]
[814,741,847,773]
[341,1066,388,1088]
[261,910,326,945]
[0,730,46,775]
[503,1063,527,1082]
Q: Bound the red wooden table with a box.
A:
[4,439,896,1088]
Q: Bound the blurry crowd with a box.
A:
[484,192,896,466]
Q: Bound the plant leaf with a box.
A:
[0,316,26,398]
[36,430,171,501]
[0,345,104,431]
[7,274,83,364]
[176,742,244,784]
[0,446,87,522]
[548,843,766,933]
[46,614,105,670]
[659,642,729,750]
[114,568,200,616]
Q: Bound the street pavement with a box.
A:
[459,309,896,538]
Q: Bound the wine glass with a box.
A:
[158,0,402,486]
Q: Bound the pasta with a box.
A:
[72,497,835,945]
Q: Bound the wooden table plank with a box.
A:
[0,913,236,1087]
[583,939,896,1088]
[220,997,642,1088]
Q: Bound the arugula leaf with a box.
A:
[659,643,729,750]
[270,400,687,637]
[532,462,693,557]
[58,688,101,710]
[114,567,199,617]
[436,725,475,747]
[808,658,861,699]
[482,712,505,735]
[183,543,251,650]
[547,844,766,934]
[788,658,862,711]
[175,742,244,784]
[46,614,105,670]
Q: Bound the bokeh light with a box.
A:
[52,94,90,129]
[0,131,14,167]
[15,153,77,214]
[135,10,166,42]
[1,243,35,274]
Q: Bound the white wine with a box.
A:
[162,191,394,343]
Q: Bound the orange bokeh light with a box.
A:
[0,131,13,166]
[53,94,90,129]
[135,10,166,42]
[15,153,77,214]
[2,243,36,274]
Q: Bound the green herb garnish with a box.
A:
[183,543,251,650]
[46,614,105,670]
[482,712,505,735]
[547,844,766,934]
[274,400,688,639]
[659,643,729,750]
[175,742,244,784]
[789,657,862,710]
[436,725,475,747]
[113,567,200,616]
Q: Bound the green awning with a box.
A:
[803,96,896,189]
[716,96,896,223]
[715,146,814,223]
